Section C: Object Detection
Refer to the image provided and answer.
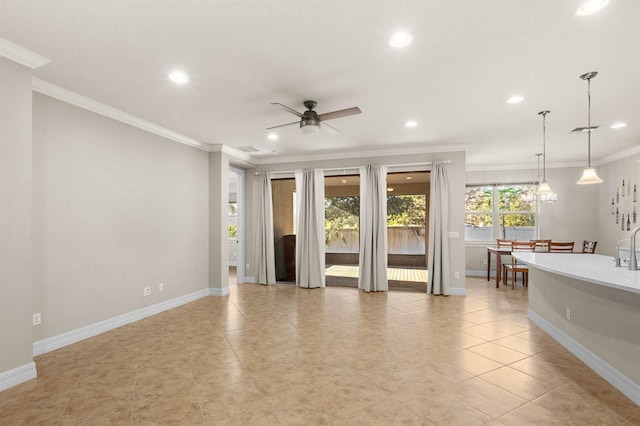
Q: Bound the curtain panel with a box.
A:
[427,162,451,295]
[295,169,326,288]
[358,165,388,292]
[253,172,276,285]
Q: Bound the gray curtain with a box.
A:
[253,172,276,285]
[295,169,325,288]
[358,165,388,292]
[427,162,451,295]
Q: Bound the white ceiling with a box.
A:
[1,0,638,170]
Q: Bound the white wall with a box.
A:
[32,93,210,340]
[0,57,35,374]
[465,166,599,275]
[244,150,466,291]
[209,152,229,292]
[596,150,640,256]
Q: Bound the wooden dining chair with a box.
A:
[496,239,515,248]
[530,239,551,251]
[549,242,575,253]
[496,239,515,280]
[503,241,535,289]
[582,240,597,254]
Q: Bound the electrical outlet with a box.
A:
[566,307,571,320]
[159,282,164,292]
[32,313,41,326]
[455,271,460,279]
[143,286,151,297]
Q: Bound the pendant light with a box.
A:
[576,71,603,184]
[535,110,557,202]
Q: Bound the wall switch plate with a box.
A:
[143,287,151,297]
[566,307,571,320]
[246,263,250,270]
[33,313,41,326]
[454,272,460,279]
[159,282,164,292]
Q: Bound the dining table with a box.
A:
[486,246,513,288]
[487,245,552,288]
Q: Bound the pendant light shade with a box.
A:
[534,110,557,201]
[577,167,603,185]
[576,71,603,185]
[536,181,554,195]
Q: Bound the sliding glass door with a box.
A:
[324,175,360,286]
[386,172,429,290]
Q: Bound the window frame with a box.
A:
[465,184,538,243]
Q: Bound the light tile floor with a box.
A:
[1,277,639,425]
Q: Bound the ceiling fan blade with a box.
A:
[270,102,304,118]
[317,106,361,121]
[321,121,340,135]
[266,121,300,131]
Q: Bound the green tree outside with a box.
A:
[324,195,426,243]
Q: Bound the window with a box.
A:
[465,185,536,241]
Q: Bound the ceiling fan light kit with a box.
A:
[268,100,361,135]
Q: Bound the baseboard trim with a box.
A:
[465,269,494,278]
[449,287,467,296]
[528,308,640,406]
[244,276,256,283]
[33,288,211,356]
[209,287,230,297]
[0,362,37,392]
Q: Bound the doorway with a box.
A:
[229,167,244,285]
[271,178,296,282]
[324,174,360,287]
[386,171,429,290]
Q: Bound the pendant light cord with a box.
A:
[538,110,550,182]
[542,113,547,182]
[587,77,592,168]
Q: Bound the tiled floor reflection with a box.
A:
[1,277,639,424]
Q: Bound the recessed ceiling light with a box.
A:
[169,71,189,84]
[387,187,394,192]
[611,122,627,129]
[267,133,279,141]
[506,95,524,104]
[389,32,412,48]
[576,0,609,16]
[341,179,348,184]
[405,176,413,180]
[405,120,418,128]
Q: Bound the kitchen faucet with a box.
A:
[615,239,628,267]
[629,227,640,271]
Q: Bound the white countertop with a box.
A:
[512,252,640,295]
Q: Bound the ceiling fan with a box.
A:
[267,100,361,135]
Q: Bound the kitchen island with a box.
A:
[513,252,640,406]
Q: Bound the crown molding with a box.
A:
[596,143,640,166]
[207,144,255,166]
[0,38,50,69]
[466,160,584,172]
[252,144,470,165]
[32,78,209,151]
